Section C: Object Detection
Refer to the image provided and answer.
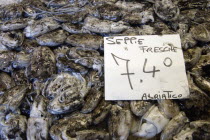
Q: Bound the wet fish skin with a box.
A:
[190,23,210,42]
[0,72,15,94]
[54,46,88,75]
[184,47,202,69]
[0,4,24,21]
[108,105,132,140]
[192,74,210,96]
[30,95,49,118]
[89,0,118,6]
[66,34,103,50]
[0,85,29,114]
[92,100,112,125]
[154,0,180,21]
[50,113,92,140]
[13,51,30,68]
[36,29,68,47]
[48,91,84,114]
[83,16,130,34]
[0,31,24,50]
[158,99,180,119]
[130,100,153,117]
[27,95,50,140]
[76,130,109,140]
[46,73,89,99]
[183,74,210,113]
[178,0,208,10]
[27,117,50,140]
[56,56,88,75]
[161,112,189,140]
[122,8,154,24]
[21,39,39,53]
[173,120,210,140]
[81,88,102,113]
[91,3,124,21]
[115,1,146,12]
[181,33,197,50]
[45,73,88,114]
[11,69,28,85]
[24,17,61,38]
[26,46,56,80]
[0,114,27,140]
[66,47,102,70]
[0,18,28,31]
[85,70,104,88]
[62,23,89,34]
[0,0,209,139]
[0,51,16,72]
[134,105,170,138]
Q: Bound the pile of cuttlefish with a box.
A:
[0,0,210,139]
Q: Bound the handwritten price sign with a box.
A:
[104,35,189,100]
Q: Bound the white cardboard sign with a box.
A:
[104,34,189,100]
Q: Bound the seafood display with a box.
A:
[0,0,210,140]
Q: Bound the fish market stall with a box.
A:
[0,0,209,140]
